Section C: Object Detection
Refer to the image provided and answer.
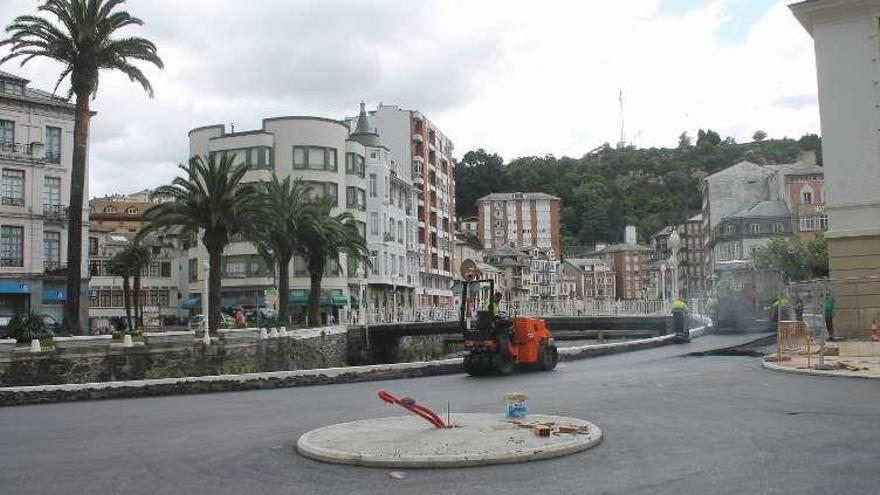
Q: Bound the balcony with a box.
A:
[44,261,65,276]
[383,232,395,242]
[43,204,67,221]
[412,132,423,143]
[0,141,45,161]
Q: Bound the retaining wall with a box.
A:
[0,327,347,387]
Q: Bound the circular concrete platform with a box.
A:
[296,413,602,468]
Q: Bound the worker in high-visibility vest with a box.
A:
[486,291,503,316]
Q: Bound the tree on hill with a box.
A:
[752,130,768,142]
[454,133,822,248]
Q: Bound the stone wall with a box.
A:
[0,328,347,387]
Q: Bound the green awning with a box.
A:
[329,295,348,307]
[180,297,201,309]
[349,295,361,306]
[289,293,309,305]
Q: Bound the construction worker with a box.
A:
[487,291,503,317]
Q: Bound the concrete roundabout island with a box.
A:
[296,413,603,468]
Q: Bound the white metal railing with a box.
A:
[500,299,671,317]
[346,299,684,326]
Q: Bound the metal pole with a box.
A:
[203,260,210,345]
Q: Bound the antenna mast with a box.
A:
[617,90,626,150]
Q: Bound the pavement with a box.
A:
[2,333,879,495]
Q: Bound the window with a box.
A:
[0,81,23,96]
[211,146,273,170]
[294,255,308,277]
[346,186,366,211]
[801,189,813,205]
[45,126,61,164]
[370,251,379,275]
[369,173,377,197]
[370,212,378,235]
[1,169,24,206]
[126,206,138,215]
[0,120,13,145]
[773,222,784,233]
[103,206,116,213]
[345,153,365,177]
[189,258,199,282]
[161,261,172,278]
[302,181,338,206]
[750,224,760,234]
[43,176,61,215]
[223,257,247,278]
[0,226,23,267]
[819,214,828,229]
[43,231,60,269]
[293,146,337,171]
[88,236,99,256]
[398,221,404,244]
[723,225,735,235]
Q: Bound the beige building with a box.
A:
[0,71,86,325]
[561,258,616,300]
[591,243,650,300]
[477,192,561,259]
[792,0,880,338]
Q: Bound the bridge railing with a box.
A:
[350,298,688,325]
[500,299,670,317]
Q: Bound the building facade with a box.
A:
[701,155,825,289]
[86,192,185,330]
[0,71,87,325]
[188,114,369,325]
[476,192,561,258]
[561,258,616,300]
[590,243,650,300]
[792,0,880,337]
[678,214,706,298]
[348,103,418,319]
[370,105,456,307]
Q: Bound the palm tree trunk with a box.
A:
[208,248,223,333]
[308,272,323,327]
[122,275,132,333]
[64,89,91,334]
[133,270,142,330]
[278,256,291,325]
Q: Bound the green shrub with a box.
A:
[7,312,52,343]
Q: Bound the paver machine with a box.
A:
[458,260,558,376]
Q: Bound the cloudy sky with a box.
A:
[0,0,819,197]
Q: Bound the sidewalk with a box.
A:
[764,341,880,379]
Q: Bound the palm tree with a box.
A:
[143,155,263,333]
[298,198,370,327]
[250,177,313,326]
[108,247,134,332]
[128,242,151,329]
[1,0,163,334]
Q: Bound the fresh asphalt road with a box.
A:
[2,334,879,495]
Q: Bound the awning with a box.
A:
[349,295,361,307]
[289,293,309,305]
[329,294,348,307]
[0,282,30,294]
[180,297,201,309]
[42,287,66,303]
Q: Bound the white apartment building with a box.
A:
[476,192,561,259]
[347,103,419,318]
[370,105,456,307]
[0,71,87,325]
[188,114,368,325]
[792,0,880,337]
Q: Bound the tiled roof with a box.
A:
[478,192,560,201]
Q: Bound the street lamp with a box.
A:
[668,228,681,301]
[660,263,667,304]
[203,260,210,345]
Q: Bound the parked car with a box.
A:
[187,313,233,330]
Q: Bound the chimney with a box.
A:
[624,225,637,245]
[798,150,817,167]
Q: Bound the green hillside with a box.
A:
[454,131,822,249]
